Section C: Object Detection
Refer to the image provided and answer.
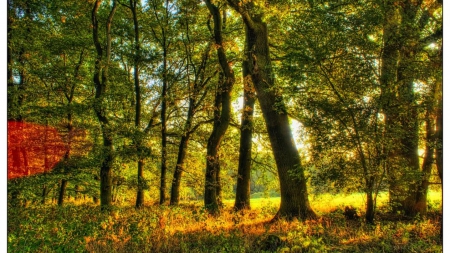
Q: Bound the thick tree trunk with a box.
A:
[436,97,443,181]
[397,41,420,214]
[366,188,375,224]
[435,50,443,182]
[227,1,315,220]
[234,53,255,211]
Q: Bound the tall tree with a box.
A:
[147,0,180,205]
[119,0,148,208]
[203,0,236,214]
[91,0,118,209]
[234,37,256,211]
[380,0,442,214]
[170,2,215,204]
[226,0,315,220]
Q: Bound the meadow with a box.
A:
[8,191,442,252]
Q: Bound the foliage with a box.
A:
[7,0,442,250]
[8,192,442,252]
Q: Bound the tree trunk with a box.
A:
[41,185,49,204]
[412,111,435,215]
[227,1,315,220]
[203,1,236,214]
[366,188,375,224]
[204,73,231,214]
[234,51,255,211]
[135,158,145,207]
[58,179,68,206]
[126,0,146,209]
[170,135,189,205]
[436,98,442,182]
[397,39,420,214]
[170,35,213,205]
[160,45,168,205]
[379,3,402,209]
[435,49,443,182]
[91,0,117,210]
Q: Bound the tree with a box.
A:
[226,0,316,220]
[203,0,236,214]
[147,0,183,205]
[379,0,442,214]
[170,1,216,205]
[234,24,256,211]
[91,0,118,209]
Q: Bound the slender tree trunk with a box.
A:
[203,1,236,214]
[170,36,213,205]
[91,0,117,210]
[58,179,68,206]
[170,135,189,205]
[227,1,315,220]
[234,54,255,211]
[41,185,49,204]
[160,63,168,205]
[136,158,145,207]
[126,0,146,209]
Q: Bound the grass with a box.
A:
[228,190,442,214]
[8,191,442,252]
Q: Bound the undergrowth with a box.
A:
[8,194,442,253]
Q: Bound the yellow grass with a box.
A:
[223,189,442,214]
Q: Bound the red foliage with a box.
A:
[8,121,67,179]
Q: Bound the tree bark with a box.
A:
[170,134,189,205]
[227,0,315,220]
[170,36,213,205]
[234,49,255,211]
[203,1,236,214]
[58,179,68,206]
[160,51,168,205]
[136,158,145,207]
[379,3,402,209]
[412,111,435,215]
[366,186,375,224]
[435,93,443,181]
[91,0,117,210]
[124,0,146,209]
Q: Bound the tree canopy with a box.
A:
[7,0,442,224]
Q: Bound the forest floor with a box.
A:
[8,191,442,252]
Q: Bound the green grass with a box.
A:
[8,191,442,252]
